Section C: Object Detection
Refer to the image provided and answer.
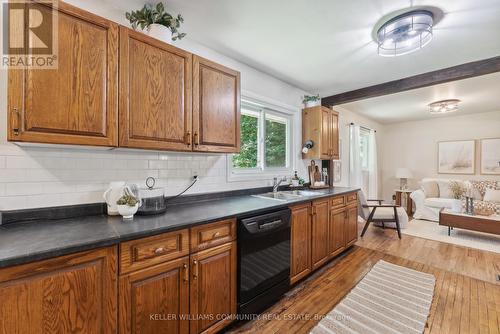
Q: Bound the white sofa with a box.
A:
[411,178,499,222]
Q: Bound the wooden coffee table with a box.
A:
[439,209,500,236]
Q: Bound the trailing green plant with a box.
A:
[125,2,186,41]
[116,193,139,207]
[302,94,320,104]
[449,181,467,200]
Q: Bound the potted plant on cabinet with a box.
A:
[303,94,321,108]
[116,190,140,219]
[449,181,467,213]
[125,2,186,43]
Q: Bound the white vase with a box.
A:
[117,204,139,219]
[103,181,129,216]
[146,24,173,44]
[451,199,462,213]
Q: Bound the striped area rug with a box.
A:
[310,260,436,334]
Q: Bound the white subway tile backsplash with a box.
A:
[0,143,288,210]
[5,182,44,196]
[6,156,41,169]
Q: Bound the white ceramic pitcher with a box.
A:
[103,181,130,216]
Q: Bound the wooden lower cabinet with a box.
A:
[329,207,346,257]
[0,247,117,334]
[119,256,190,334]
[311,199,330,270]
[190,242,237,334]
[290,203,312,284]
[290,192,359,284]
[345,205,359,246]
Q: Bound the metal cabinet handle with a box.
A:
[193,132,199,146]
[185,132,191,146]
[213,231,220,238]
[192,259,198,280]
[12,108,20,135]
[183,263,189,282]
[154,247,165,255]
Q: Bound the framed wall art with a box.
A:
[480,138,500,175]
[438,140,475,174]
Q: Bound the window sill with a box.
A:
[227,169,292,183]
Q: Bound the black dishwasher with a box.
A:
[237,209,291,316]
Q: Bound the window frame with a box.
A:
[227,98,294,182]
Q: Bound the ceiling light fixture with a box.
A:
[428,99,461,114]
[377,10,434,57]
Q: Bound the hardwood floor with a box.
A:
[228,223,500,334]
[357,222,500,285]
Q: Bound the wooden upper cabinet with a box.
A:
[320,108,331,159]
[192,55,241,153]
[302,106,339,160]
[0,247,117,334]
[8,1,118,146]
[330,111,340,159]
[119,27,192,151]
[290,203,312,284]
[190,242,237,334]
[311,199,330,270]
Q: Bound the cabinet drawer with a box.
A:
[330,195,346,209]
[120,229,189,274]
[347,192,358,204]
[190,219,236,252]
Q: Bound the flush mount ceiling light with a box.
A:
[428,99,461,114]
[377,10,434,57]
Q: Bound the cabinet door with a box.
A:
[0,247,117,334]
[119,256,190,334]
[345,205,359,246]
[330,111,339,159]
[311,199,330,270]
[119,27,192,151]
[190,242,237,334]
[8,2,118,146]
[193,56,240,153]
[329,208,346,257]
[320,108,331,159]
[290,203,312,284]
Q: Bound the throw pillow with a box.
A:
[470,180,498,200]
[437,180,452,198]
[420,180,439,198]
[484,188,500,203]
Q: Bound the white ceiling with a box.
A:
[117,0,500,97]
[339,72,500,124]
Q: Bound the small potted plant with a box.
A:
[303,94,321,108]
[449,181,467,213]
[116,190,140,219]
[126,2,186,43]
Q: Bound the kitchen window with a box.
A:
[229,101,293,179]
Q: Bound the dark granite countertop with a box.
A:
[0,187,359,268]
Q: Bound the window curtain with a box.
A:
[349,124,362,188]
[368,129,378,199]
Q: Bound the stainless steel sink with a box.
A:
[252,192,302,201]
[280,190,327,197]
[252,190,327,201]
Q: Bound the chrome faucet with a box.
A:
[272,177,287,193]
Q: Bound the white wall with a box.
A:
[0,0,313,210]
[380,110,500,201]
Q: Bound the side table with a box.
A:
[395,189,414,216]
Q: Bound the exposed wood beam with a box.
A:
[321,55,500,106]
